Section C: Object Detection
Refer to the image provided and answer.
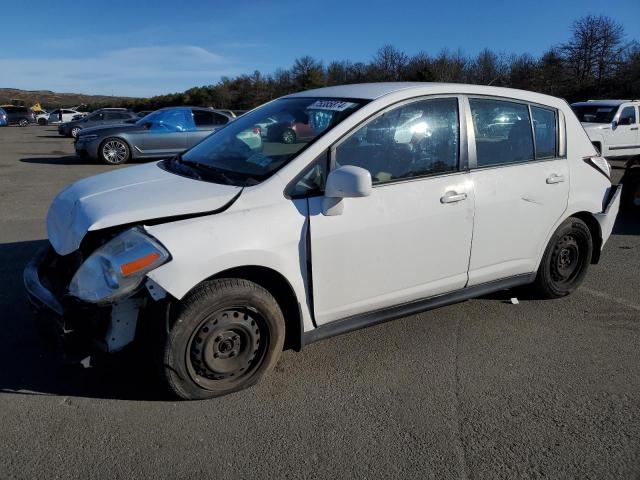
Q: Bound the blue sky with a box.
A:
[0,0,638,97]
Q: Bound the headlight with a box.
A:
[69,227,170,303]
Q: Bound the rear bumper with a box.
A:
[595,184,621,248]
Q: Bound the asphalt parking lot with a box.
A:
[0,125,639,479]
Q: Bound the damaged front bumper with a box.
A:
[24,246,150,361]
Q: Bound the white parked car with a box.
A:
[47,108,84,124]
[25,83,620,400]
[571,100,640,157]
[35,111,49,126]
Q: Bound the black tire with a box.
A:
[621,166,640,211]
[281,128,296,144]
[37,117,47,126]
[160,279,285,400]
[531,217,593,298]
[99,137,130,165]
[18,118,29,127]
[70,126,81,138]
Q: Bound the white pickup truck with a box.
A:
[572,100,640,210]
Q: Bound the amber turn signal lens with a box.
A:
[120,252,161,277]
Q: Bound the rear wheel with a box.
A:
[37,117,47,126]
[18,118,29,127]
[160,279,285,400]
[99,137,130,165]
[281,128,296,144]
[531,217,593,298]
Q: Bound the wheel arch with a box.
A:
[567,211,603,264]
[202,265,304,352]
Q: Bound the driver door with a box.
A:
[608,105,639,155]
[307,97,474,325]
[140,108,192,157]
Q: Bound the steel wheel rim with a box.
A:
[103,140,127,163]
[186,306,269,390]
[551,234,582,285]
[71,127,80,137]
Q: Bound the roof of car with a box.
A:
[284,82,565,105]
[571,100,634,107]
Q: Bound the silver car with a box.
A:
[74,107,239,165]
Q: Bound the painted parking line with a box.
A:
[582,286,640,312]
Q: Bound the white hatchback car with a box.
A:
[25,83,620,400]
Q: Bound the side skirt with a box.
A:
[302,273,536,346]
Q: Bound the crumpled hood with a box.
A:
[47,162,241,255]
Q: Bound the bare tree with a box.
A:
[562,15,625,88]
[291,56,325,91]
[371,45,408,81]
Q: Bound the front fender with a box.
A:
[144,197,314,332]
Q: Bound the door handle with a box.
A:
[440,191,467,203]
[546,174,565,184]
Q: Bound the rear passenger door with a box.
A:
[467,97,569,285]
[187,110,229,148]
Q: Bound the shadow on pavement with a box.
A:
[20,156,96,166]
[0,239,166,401]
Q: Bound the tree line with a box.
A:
[99,15,640,112]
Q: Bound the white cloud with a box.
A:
[0,45,241,97]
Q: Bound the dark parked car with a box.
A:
[58,108,138,138]
[1,106,36,126]
[263,110,314,144]
[75,107,234,164]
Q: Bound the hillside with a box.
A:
[0,88,138,109]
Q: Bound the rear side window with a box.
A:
[470,98,534,167]
[335,97,459,184]
[531,106,557,159]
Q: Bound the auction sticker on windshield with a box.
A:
[307,100,356,111]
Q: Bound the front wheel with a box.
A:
[18,118,29,127]
[161,279,285,400]
[531,217,593,298]
[70,126,81,138]
[99,137,130,165]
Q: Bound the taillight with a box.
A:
[583,156,611,179]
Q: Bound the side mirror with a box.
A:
[612,120,619,129]
[322,165,372,216]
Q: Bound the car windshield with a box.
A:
[174,97,365,185]
[572,105,617,124]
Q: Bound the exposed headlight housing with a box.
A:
[69,227,170,303]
